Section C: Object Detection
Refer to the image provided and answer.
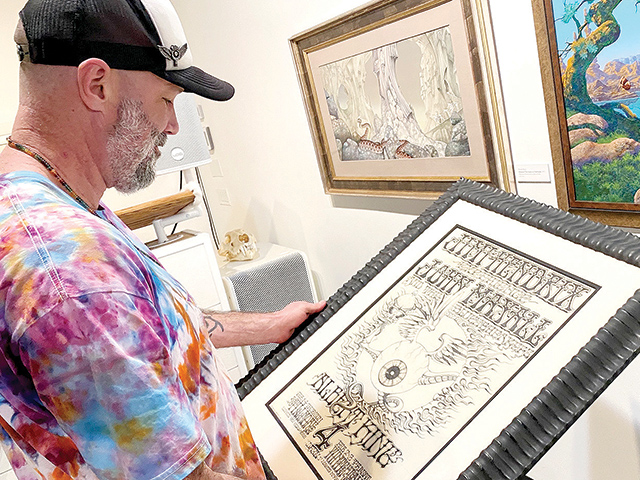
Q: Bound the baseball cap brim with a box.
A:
[162,66,235,101]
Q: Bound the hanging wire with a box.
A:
[169,170,183,236]
[195,166,220,249]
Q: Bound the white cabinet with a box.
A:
[148,230,249,382]
[0,448,16,480]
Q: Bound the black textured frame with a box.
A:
[237,178,640,479]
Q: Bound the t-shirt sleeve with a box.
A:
[17,291,211,480]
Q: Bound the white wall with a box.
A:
[169,0,558,299]
[0,1,22,136]
[171,0,428,298]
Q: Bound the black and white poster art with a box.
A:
[239,180,640,480]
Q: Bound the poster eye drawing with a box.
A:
[340,287,492,437]
[320,26,469,163]
[266,226,598,480]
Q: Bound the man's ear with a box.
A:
[77,58,115,112]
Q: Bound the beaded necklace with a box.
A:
[6,138,97,215]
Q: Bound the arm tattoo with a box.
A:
[204,314,225,335]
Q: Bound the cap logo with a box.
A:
[158,43,188,67]
[16,44,28,62]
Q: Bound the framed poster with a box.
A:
[238,179,640,479]
[532,0,640,227]
[290,0,515,198]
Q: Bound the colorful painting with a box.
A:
[550,0,640,205]
[320,27,469,163]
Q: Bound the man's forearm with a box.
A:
[202,300,326,348]
[186,462,260,480]
[202,310,280,348]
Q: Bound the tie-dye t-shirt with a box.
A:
[0,171,265,480]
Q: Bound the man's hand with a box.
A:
[203,300,326,348]
[262,301,328,343]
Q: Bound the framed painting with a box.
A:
[238,178,640,480]
[533,0,640,227]
[289,0,516,198]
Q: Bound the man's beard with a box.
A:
[106,99,167,194]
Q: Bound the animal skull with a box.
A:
[218,229,259,261]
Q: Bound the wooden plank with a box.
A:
[114,190,196,230]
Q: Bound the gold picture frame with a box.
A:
[290,0,515,198]
[533,0,640,227]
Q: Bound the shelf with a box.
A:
[114,190,195,230]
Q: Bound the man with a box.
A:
[0,0,325,479]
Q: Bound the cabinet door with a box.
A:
[150,232,248,381]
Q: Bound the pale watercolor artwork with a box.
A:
[320,26,470,163]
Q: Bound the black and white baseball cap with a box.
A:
[16,0,234,101]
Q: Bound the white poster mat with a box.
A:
[242,200,640,480]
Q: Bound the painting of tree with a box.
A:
[320,27,469,164]
[554,0,640,203]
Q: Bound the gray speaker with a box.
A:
[220,243,318,368]
[156,93,212,175]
